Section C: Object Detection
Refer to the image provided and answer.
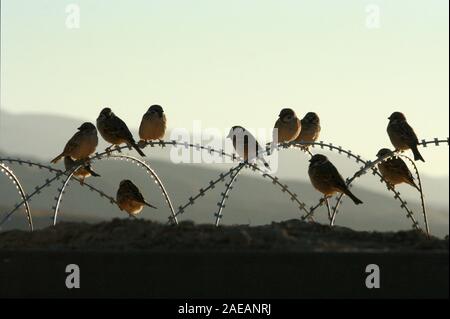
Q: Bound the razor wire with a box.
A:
[213,161,313,226]
[0,137,448,232]
[0,157,118,230]
[0,163,33,231]
[270,141,417,224]
[330,138,449,231]
[328,151,420,230]
[1,157,118,204]
[399,154,429,237]
[52,154,178,225]
[214,163,246,226]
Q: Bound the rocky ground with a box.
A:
[0,218,447,252]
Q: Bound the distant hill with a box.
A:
[0,110,448,237]
[1,109,448,204]
[0,150,448,238]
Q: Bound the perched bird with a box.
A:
[308,154,363,205]
[376,148,419,191]
[96,107,146,157]
[227,126,271,169]
[139,105,167,144]
[116,179,157,215]
[295,112,321,149]
[273,108,302,145]
[387,112,425,162]
[64,156,100,185]
[51,122,98,164]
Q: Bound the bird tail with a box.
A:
[260,158,271,170]
[87,168,101,177]
[51,154,64,164]
[132,142,146,157]
[344,189,363,205]
[411,145,425,162]
[145,202,157,209]
[407,179,420,192]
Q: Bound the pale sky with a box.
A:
[1,0,448,176]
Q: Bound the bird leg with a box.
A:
[304,149,314,157]
[137,140,147,148]
[325,197,332,222]
[105,144,114,153]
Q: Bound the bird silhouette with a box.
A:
[116,179,157,215]
[96,107,146,157]
[308,154,363,205]
[376,148,419,191]
[51,122,98,164]
[387,112,425,162]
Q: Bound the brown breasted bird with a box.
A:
[227,126,271,169]
[273,108,302,145]
[139,105,167,144]
[376,148,419,191]
[64,156,101,185]
[295,112,321,149]
[51,122,98,164]
[387,112,425,162]
[308,154,363,205]
[96,107,146,157]
[116,179,157,215]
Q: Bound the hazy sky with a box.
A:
[1,0,448,176]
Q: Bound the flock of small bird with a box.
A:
[50,106,425,218]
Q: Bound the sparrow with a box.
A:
[96,107,146,157]
[308,154,363,205]
[387,112,425,162]
[51,122,98,164]
[376,148,419,191]
[227,126,271,169]
[64,156,101,185]
[295,112,321,149]
[116,179,157,215]
[273,108,302,145]
[139,105,167,144]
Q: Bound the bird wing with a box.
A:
[63,131,83,153]
[127,183,147,203]
[323,162,348,190]
[245,132,266,158]
[274,119,282,130]
[398,121,419,145]
[107,116,135,141]
[388,158,415,181]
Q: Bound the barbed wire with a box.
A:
[52,154,178,225]
[328,151,420,230]
[274,139,448,232]
[0,137,447,232]
[400,154,429,237]
[213,161,313,226]
[0,163,33,231]
[168,163,245,224]
[0,158,119,229]
[214,163,246,226]
[328,139,448,232]
[269,141,418,226]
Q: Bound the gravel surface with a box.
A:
[0,218,448,252]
